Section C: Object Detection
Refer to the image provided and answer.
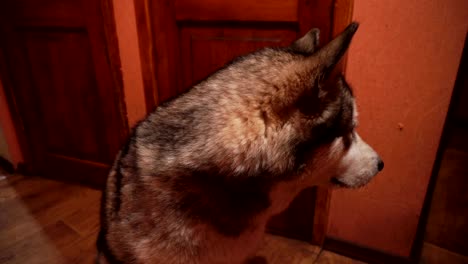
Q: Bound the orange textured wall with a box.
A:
[328,0,468,257]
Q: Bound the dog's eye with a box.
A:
[341,133,353,148]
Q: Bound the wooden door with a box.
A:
[0,0,127,187]
[135,0,351,243]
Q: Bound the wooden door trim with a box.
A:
[133,0,354,245]
[311,0,355,245]
[0,0,128,175]
[0,8,34,172]
[134,0,354,110]
[0,47,32,172]
[134,0,160,112]
[100,0,130,142]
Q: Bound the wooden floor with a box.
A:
[0,174,100,264]
[0,174,466,264]
[0,174,363,264]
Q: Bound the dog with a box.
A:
[97,22,383,264]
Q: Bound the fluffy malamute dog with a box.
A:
[97,22,383,264]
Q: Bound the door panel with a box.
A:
[22,30,109,162]
[174,0,298,22]
[150,0,334,103]
[180,27,296,91]
[0,0,127,187]
[137,0,340,243]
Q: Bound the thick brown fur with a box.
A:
[97,22,383,264]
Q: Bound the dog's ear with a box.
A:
[290,28,320,54]
[315,22,358,72]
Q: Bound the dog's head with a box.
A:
[163,22,383,189]
[285,22,383,188]
[308,76,384,188]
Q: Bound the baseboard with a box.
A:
[0,156,15,174]
[15,162,32,175]
[323,237,416,264]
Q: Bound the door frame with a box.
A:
[133,0,354,245]
[0,0,128,177]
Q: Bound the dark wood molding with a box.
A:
[15,162,31,176]
[324,237,414,264]
[410,32,468,261]
[409,128,448,264]
[0,31,32,168]
[0,156,14,174]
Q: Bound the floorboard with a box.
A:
[1,174,465,263]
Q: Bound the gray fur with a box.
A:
[98,22,382,264]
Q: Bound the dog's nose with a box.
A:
[377,159,384,171]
